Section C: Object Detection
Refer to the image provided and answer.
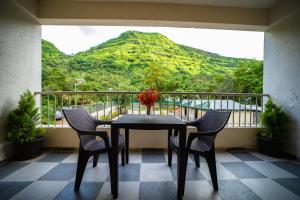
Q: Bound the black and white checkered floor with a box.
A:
[1,149,300,200]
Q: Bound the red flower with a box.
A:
[138,89,159,106]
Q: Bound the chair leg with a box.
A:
[75,149,90,191]
[121,147,125,166]
[107,150,114,195]
[93,154,99,167]
[168,148,173,167]
[181,149,189,196]
[206,149,218,191]
[194,154,200,168]
[168,129,172,167]
[125,129,129,164]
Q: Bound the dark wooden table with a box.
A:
[110,114,187,199]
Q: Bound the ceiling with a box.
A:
[60,0,281,9]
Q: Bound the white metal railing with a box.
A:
[34,91,269,128]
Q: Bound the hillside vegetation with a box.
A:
[42,31,263,93]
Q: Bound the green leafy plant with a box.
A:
[260,99,289,140]
[6,90,44,144]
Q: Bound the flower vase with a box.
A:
[146,105,151,118]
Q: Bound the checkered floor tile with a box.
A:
[1,149,300,200]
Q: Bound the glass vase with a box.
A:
[146,105,151,118]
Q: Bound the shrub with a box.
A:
[260,99,289,140]
[6,90,44,144]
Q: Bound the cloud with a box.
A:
[78,26,97,35]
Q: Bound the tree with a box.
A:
[143,64,180,91]
[143,64,165,90]
[43,67,72,91]
[233,61,263,93]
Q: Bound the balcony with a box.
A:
[1,0,300,200]
[3,91,299,200]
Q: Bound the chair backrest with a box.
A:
[62,108,96,132]
[196,109,231,133]
[62,108,97,149]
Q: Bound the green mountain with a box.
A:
[42,31,263,93]
[42,40,68,67]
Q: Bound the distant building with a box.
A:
[166,99,262,127]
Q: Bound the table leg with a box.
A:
[168,129,172,167]
[177,127,187,199]
[111,126,119,198]
[125,128,129,164]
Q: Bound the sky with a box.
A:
[42,25,264,60]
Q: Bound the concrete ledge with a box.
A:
[43,126,261,150]
[38,0,269,31]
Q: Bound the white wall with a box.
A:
[43,127,260,150]
[264,10,300,157]
[0,0,41,160]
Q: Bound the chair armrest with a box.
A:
[186,117,204,128]
[186,132,216,150]
[78,130,110,148]
[185,121,198,127]
[94,119,113,126]
[78,130,107,137]
[189,131,217,137]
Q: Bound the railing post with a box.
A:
[111,93,113,120]
[232,96,235,127]
[54,95,57,128]
[180,95,183,120]
[61,94,64,126]
[131,93,134,115]
[238,96,241,127]
[173,95,176,117]
[255,96,258,126]
[47,95,50,127]
[244,95,247,127]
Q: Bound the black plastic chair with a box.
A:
[168,109,231,190]
[62,108,125,191]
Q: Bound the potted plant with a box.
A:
[257,99,289,157]
[6,90,44,160]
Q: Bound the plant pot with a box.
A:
[14,136,43,160]
[257,136,283,158]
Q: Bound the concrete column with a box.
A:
[264,10,300,157]
[0,0,41,160]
